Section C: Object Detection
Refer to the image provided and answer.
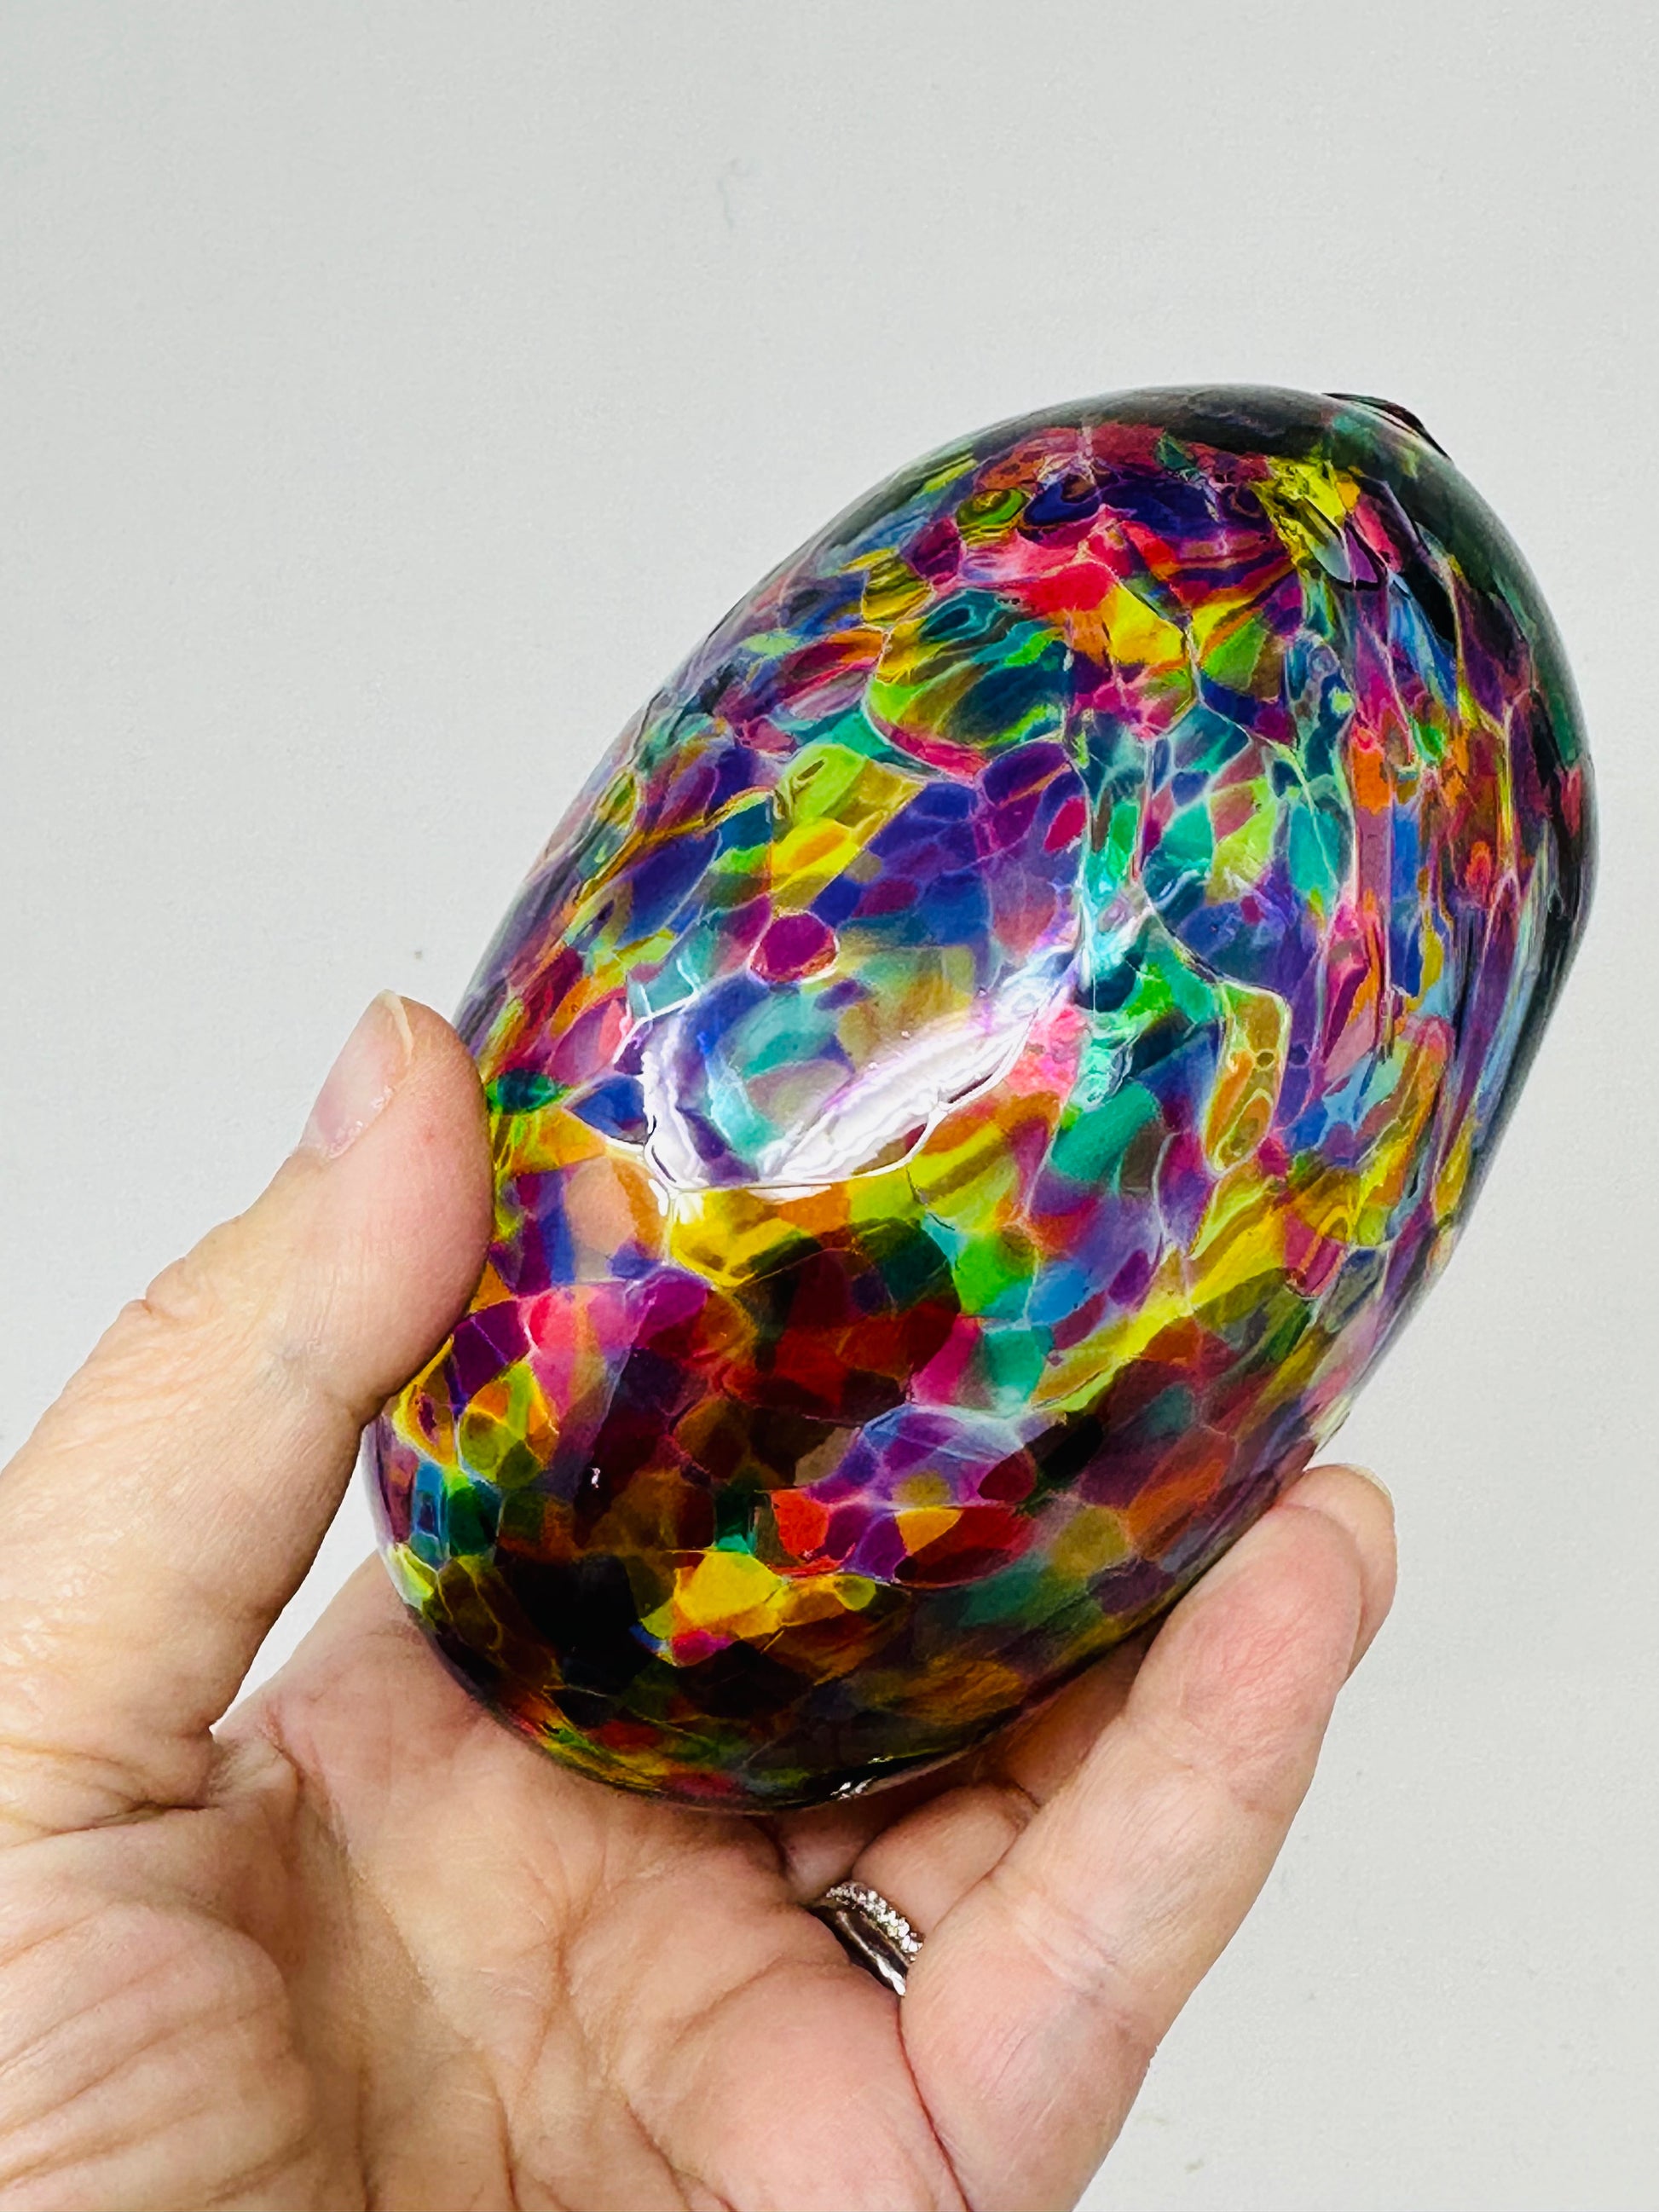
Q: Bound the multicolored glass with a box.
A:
[369,386,1593,1809]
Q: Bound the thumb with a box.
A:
[0,994,490,1838]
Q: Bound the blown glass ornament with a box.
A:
[370,386,1593,1809]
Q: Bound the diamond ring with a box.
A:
[810,1879,923,1996]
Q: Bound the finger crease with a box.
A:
[990,1859,1159,2071]
[1124,1701,1297,1830]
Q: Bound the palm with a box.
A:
[245,1566,961,2212]
[4,1534,1359,2212]
[15,1556,1142,2210]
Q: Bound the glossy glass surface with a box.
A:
[371,387,1593,1808]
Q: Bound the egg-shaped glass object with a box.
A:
[370,387,1593,1808]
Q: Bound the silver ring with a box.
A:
[810,1880,923,1996]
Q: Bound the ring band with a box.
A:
[810,1880,922,1996]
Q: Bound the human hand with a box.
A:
[0,996,1395,2212]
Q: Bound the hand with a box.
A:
[0,996,1396,2212]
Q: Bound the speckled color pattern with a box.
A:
[370,386,1593,1808]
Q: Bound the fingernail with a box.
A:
[1283,1459,1394,1515]
[1280,1464,1398,1671]
[298,993,413,1160]
[1346,1464,1394,1510]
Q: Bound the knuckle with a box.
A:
[1159,1566,1346,1817]
[100,1231,267,1385]
[137,1220,250,1337]
[1141,1670,1315,1830]
[12,1233,276,1477]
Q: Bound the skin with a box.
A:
[0,998,1396,2212]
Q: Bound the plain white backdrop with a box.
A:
[3,5,1656,2205]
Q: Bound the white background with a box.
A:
[3,6,1656,2205]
